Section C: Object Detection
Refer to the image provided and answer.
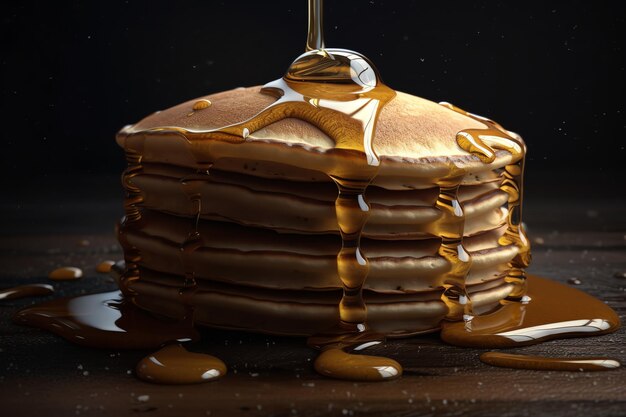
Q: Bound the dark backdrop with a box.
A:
[1,0,625,197]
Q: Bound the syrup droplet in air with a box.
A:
[136,344,226,384]
[480,352,621,372]
[0,284,54,301]
[48,267,83,281]
[96,261,116,274]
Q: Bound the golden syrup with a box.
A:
[48,266,83,281]
[435,178,473,321]
[117,132,146,296]
[96,260,115,273]
[192,99,212,111]
[480,352,621,372]
[441,275,620,348]
[136,344,226,384]
[314,345,402,381]
[179,167,212,296]
[13,291,199,349]
[0,284,54,301]
[440,102,530,299]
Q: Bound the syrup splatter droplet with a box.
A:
[192,99,212,111]
[567,277,582,285]
[0,284,54,301]
[96,261,116,274]
[480,352,621,372]
[48,267,83,281]
[136,344,226,384]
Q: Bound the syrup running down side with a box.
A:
[440,102,531,299]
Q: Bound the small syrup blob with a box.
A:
[48,266,83,281]
[192,99,212,111]
[136,344,226,384]
[96,260,116,274]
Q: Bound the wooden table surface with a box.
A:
[1,177,625,416]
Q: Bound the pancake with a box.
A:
[116,83,529,337]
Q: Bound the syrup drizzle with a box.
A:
[0,284,54,301]
[480,352,621,372]
[136,344,226,384]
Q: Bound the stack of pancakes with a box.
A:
[116,87,522,337]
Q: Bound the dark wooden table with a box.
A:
[1,175,625,416]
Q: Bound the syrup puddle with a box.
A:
[480,352,621,372]
[441,275,620,348]
[13,291,199,349]
[136,344,226,384]
[0,284,54,301]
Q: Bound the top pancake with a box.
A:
[117,86,521,179]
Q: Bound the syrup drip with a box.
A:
[48,266,83,281]
[13,291,199,349]
[441,102,530,299]
[136,344,226,384]
[118,133,146,296]
[441,275,620,348]
[0,284,54,301]
[96,260,115,273]
[480,352,621,372]
[435,178,473,321]
[179,166,212,295]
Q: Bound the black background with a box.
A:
[1,0,625,197]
